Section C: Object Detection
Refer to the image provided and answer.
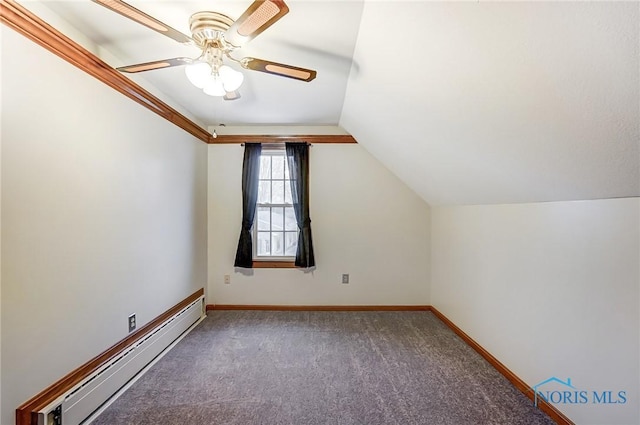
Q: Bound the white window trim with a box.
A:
[253,146,297,262]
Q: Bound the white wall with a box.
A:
[431,198,639,425]
[1,27,207,425]
[208,144,430,305]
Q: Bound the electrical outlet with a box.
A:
[128,313,136,332]
[342,274,349,284]
[224,274,231,284]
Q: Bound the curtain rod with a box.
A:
[240,142,313,147]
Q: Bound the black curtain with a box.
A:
[286,143,315,268]
[234,143,262,268]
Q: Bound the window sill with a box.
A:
[252,261,297,269]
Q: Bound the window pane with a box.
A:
[285,183,292,204]
[254,151,304,261]
[285,232,298,256]
[285,207,297,230]
[272,207,284,231]
[259,156,271,179]
[258,180,271,204]
[272,155,285,179]
[272,232,284,256]
[272,181,284,204]
[257,232,270,256]
[257,207,270,231]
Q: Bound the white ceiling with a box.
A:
[24,1,640,206]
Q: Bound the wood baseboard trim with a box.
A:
[429,307,574,425]
[206,304,430,311]
[16,288,205,425]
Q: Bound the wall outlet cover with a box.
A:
[128,314,136,332]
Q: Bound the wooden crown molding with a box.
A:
[0,0,212,144]
[211,134,357,144]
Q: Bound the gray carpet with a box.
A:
[90,311,555,425]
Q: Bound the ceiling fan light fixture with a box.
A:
[219,65,244,92]
[185,62,212,89]
[103,0,316,99]
[203,79,227,97]
[186,62,244,96]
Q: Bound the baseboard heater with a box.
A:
[32,294,205,425]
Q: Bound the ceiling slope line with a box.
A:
[0,0,212,144]
[212,134,357,144]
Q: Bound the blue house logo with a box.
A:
[532,377,576,407]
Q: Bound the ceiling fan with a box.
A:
[91,0,317,100]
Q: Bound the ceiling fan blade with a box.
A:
[225,0,289,47]
[241,57,316,82]
[224,91,242,101]
[272,40,361,75]
[91,0,192,44]
[117,57,195,73]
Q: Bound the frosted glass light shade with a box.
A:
[219,65,244,92]
[203,79,226,96]
[184,63,211,89]
[185,63,244,96]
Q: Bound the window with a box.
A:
[234,142,314,269]
[254,148,298,260]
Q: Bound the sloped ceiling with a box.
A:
[15,1,640,206]
[341,1,639,205]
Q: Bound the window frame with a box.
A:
[252,146,298,265]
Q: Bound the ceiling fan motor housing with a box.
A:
[189,12,234,48]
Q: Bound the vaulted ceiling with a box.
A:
[18,0,640,206]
